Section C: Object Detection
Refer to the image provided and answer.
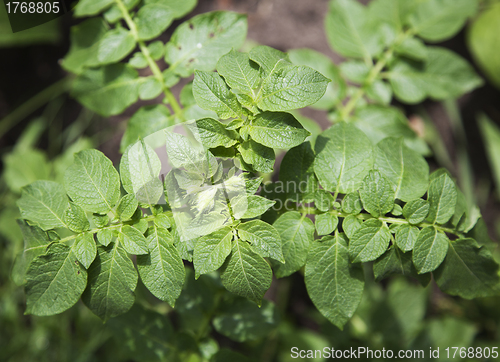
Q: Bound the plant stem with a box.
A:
[0,77,71,139]
[114,0,184,120]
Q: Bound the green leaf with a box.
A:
[216,49,260,98]
[237,140,275,173]
[12,221,53,286]
[73,233,97,269]
[119,225,149,255]
[246,112,309,150]
[213,298,278,342]
[147,40,165,60]
[395,224,419,252]
[83,243,138,321]
[271,211,314,278]
[315,213,338,236]
[97,229,115,247]
[93,213,109,228]
[138,77,162,100]
[249,112,310,149]
[373,246,431,286]
[409,0,478,42]
[74,0,114,16]
[3,148,50,193]
[62,18,107,74]
[97,28,136,64]
[314,122,373,194]
[193,70,244,119]
[468,3,500,88]
[358,170,395,217]
[375,137,429,202]
[413,227,449,274]
[135,4,174,40]
[257,66,330,112]
[434,238,500,299]
[279,142,316,198]
[211,350,253,362]
[237,220,284,263]
[64,202,90,233]
[394,37,428,61]
[389,47,483,104]
[349,219,391,263]
[305,233,364,330]
[220,239,272,306]
[120,140,163,205]
[242,195,275,219]
[342,215,362,239]
[403,199,429,225]
[145,0,196,18]
[479,115,500,191]
[365,80,392,105]
[249,45,291,76]
[288,48,346,110]
[25,243,87,316]
[120,105,174,152]
[190,118,238,148]
[165,11,247,77]
[154,214,172,229]
[116,194,138,220]
[137,226,185,306]
[325,0,382,60]
[368,0,416,31]
[65,149,120,214]
[72,64,140,117]
[193,227,233,277]
[340,60,370,83]
[341,192,363,215]
[17,180,68,231]
[426,173,457,224]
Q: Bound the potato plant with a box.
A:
[9,0,500,360]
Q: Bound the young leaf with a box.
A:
[279,142,316,198]
[116,194,138,221]
[413,227,449,274]
[314,122,373,194]
[216,49,260,98]
[342,215,362,239]
[305,233,365,330]
[193,226,233,278]
[119,225,149,255]
[137,226,185,307]
[220,239,272,306]
[358,170,395,217]
[165,11,247,77]
[315,213,338,236]
[135,4,174,40]
[64,202,90,233]
[138,77,162,100]
[248,45,291,76]
[325,0,382,60]
[241,195,275,219]
[237,220,284,263]
[426,173,457,224]
[65,149,121,214]
[340,60,370,83]
[83,243,138,321]
[271,211,314,278]
[395,224,419,252]
[375,137,429,202]
[342,192,363,215]
[120,140,163,205]
[388,47,483,104]
[349,219,391,263]
[72,64,140,117]
[249,112,310,149]
[193,70,244,119]
[288,48,346,110]
[237,140,275,173]
[190,118,238,148]
[17,180,68,231]
[12,221,52,285]
[62,18,108,74]
[25,243,87,316]
[97,229,115,247]
[74,0,114,16]
[145,0,196,18]
[434,238,500,299]
[403,199,429,225]
[409,0,478,42]
[257,66,330,112]
[73,233,97,269]
[365,80,392,105]
[394,37,428,61]
[97,28,136,64]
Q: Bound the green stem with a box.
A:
[296,206,463,237]
[114,0,184,120]
[0,77,71,139]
